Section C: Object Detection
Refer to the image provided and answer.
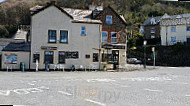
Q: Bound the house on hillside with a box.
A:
[142,13,190,46]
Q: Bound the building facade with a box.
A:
[142,13,190,46]
[95,6,127,68]
[30,2,102,70]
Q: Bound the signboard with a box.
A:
[102,44,125,49]
[4,54,17,64]
[41,46,57,50]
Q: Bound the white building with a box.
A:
[30,2,102,70]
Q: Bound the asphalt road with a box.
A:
[0,67,190,106]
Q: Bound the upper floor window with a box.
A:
[106,15,112,25]
[171,26,176,32]
[187,26,190,31]
[60,30,68,43]
[111,32,117,43]
[102,31,108,42]
[151,28,155,33]
[48,30,56,43]
[81,26,86,36]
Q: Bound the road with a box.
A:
[0,67,190,106]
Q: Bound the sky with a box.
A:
[0,0,5,2]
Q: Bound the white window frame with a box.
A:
[171,26,176,32]
[101,31,108,42]
[81,26,86,36]
[111,32,117,43]
[106,15,113,25]
[187,26,190,31]
[151,28,155,33]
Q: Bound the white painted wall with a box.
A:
[161,25,190,45]
[31,6,101,69]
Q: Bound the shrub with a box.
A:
[0,25,9,38]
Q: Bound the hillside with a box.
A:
[0,0,190,38]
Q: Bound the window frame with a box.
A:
[151,28,155,33]
[44,51,54,64]
[60,30,68,43]
[171,37,177,44]
[187,26,190,31]
[101,31,108,42]
[48,30,57,43]
[58,51,66,64]
[111,32,117,43]
[93,53,99,62]
[106,15,113,25]
[171,26,176,32]
[81,26,86,36]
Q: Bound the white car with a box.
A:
[127,58,142,64]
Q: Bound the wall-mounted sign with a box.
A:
[102,44,125,49]
[41,46,57,50]
[4,54,17,64]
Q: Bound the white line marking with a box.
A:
[144,89,163,92]
[0,90,10,96]
[85,99,106,106]
[58,91,72,96]
[185,95,190,97]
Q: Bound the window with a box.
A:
[60,30,68,43]
[59,51,66,64]
[102,31,108,42]
[106,15,112,24]
[151,35,155,39]
[171,37,176,44]
[44,51,54,64]
[48,30,56,43]
[85,54,90,59]
[187,26,190,31]
[111,32,117,43]
[151,28,155,33]
[81,26,86,36]
[102,53,112,62]
[65,51,79,59]
[171,26,176,32]
[93,53,99,62]
[33,54,40,63]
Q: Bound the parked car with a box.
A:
[127,58,142,64]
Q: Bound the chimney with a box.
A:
[50,0,56,5]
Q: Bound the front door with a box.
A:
[112,50,119,69]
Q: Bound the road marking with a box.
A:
[144,89,163,92]
[85,99,106,106]
[0,90,10,96]
[58,91,72,96]
[87,79,115,82]
[28,83,35,85]
[185,95,190,97]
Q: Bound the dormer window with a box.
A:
[150,18,156,25]
[106,15,112,25]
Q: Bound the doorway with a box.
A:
[112,50,119,69]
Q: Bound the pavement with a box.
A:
[0,67,190,106]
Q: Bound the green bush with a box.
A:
[0,26,9,38]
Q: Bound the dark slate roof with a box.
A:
[2,42,31,52]
[142,16,162,26]
[0,38,25,46]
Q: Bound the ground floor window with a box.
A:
[33,54,40,63]
[93,53,99,62]
[102,54,112,62]
[59,51,66,64]
[44,51,54,64]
